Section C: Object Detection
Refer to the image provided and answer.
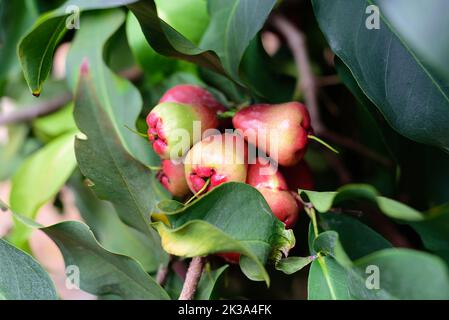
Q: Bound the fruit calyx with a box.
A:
[147,112,168,156]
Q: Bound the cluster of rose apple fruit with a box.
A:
[146,85,314,263]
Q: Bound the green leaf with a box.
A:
[275,256,315,275]
[69,175,168,273]
[300,184,423,221]
[312,0,449,152]
[379,0,449,84]
[320,213,392,260]
[308,256,351,300]
[33,103,77,142]
[66,9,158,166]
[200,0,277,80]
[126,11,177,85]
[8,131,77,248]
[410,204,449,264]
[155,0,209,45]
[41,221,169,299]
[0,0,38,93]
[301,185,449,266]
[17,0,140,95]
[0,239,57,300]
[155,182,296,285]
[349,249,449,300]
[1,200,169,299]
[195,264,228,300]
[73,53,168,263]
[127,1,224,76]
[313,231,352,268]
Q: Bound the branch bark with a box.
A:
[272,15,322,134]
[0,92,72,126]
[178,257,205,300]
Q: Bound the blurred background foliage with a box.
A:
[1,0,449,300]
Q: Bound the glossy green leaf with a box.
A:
[1,201,169,299]
[410,204,449,264]
[155,182,296,285]
[313,231,352,268]
[379,0,449,84]
[8,132,77,248]
[17,0,139,95]
[127,1,224,76]
[349,249,449,300]
[308,256,351,300]
[275,256,315,275]
[66,10,157,166]
[301,184,423,221]
[126,11,177,85]
[302,185,449,266]
[320,213,392,260]
[312,0,449,152]
[200,0,276,80]
[73,55,168,263]
[0,0,38,93]
[70,175,168,273]
[41,221,169,299]
[0,239,57,300]
[155,0,209,45]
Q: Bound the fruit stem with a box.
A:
[124,125,148,138]
[145,165,162,171]
[217,110,237,119]
[307,134,339,154]
[184,178,210,206]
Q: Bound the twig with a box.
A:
[272,15,322,134]
[0,67,143,126]
[0,92,72,126]
[156,257,172,286]
[316,75,341,87]
[179,257,205,300]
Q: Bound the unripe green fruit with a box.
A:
[146,102,219,159]
[184,133,248,194]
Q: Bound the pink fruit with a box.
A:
[156,160,191,198]
[232,102,312,166]
[184,133,248,194]
[216,252,240,264]
[159,84,226,114]
[146,101,219,159]
[246,159,299,229]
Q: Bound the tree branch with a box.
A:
[156,262,170,287]
[0,92,72,126]
[0,67,143,127]
[178,257,205,300]
[272,15,322,134]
